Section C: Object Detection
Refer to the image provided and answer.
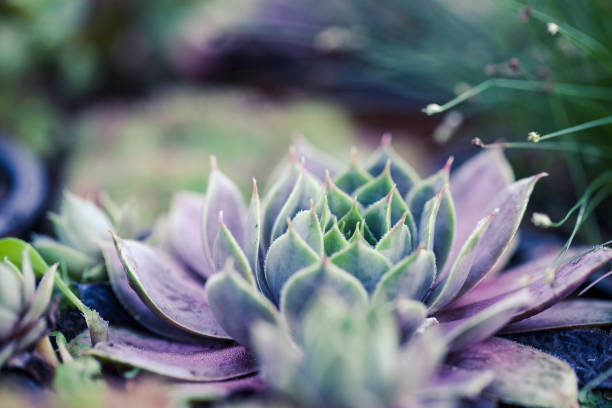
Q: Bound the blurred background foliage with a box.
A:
[0,0,610,242]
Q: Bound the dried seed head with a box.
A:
[424,104,443,116]
[547,22,559,35]
[471,137,485,148]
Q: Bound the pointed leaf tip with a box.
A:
[210,155,218,171]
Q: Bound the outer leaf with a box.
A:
[375,213,413,264]
[292,206,324,255]
[294,137,340,181]
[325,171,354,219]
[418,188,444,252]
[102,244,202,342]
[167,192,213,278]
[408,158,455,270]
[423,366,494,400]
[451,173,547,295]
[426,210,496,313]
[244,179,270,298]
[88,327,256,381]
[330,232,391,293]
[212,215,254,284]
[112,235,230,339]
[448,337,578,408]
[0,238,49,277]
[264,223,319,302]
[202,158,246,263]
[32,235,96,279]
[206,269,280,346]
[501,299,612,334]
[440,247,612,323]
[365,134,420,197]
[448,149,514,275]
[440,290,530,351]
[389,188,416,238]
[280,260,368,332]
[373,249,436,305]
[270,166,320,242]
[21,263,57,325]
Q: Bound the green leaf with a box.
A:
[337,200,364,239]
[213,213,254,284]
[206,267,280,346]
[418,188,444,253]
[32,235,97,281]
[325,171,354,220]
[329,232,391,293]
[280,260,368,335]
[372,249,436,305]
[264,222,320,302]
[355,160,395,207]
[270,165,321,243]
[375,213,413,264]
[365,134,420,197]
[407,158,455,270]
[323,218,349,256]
[363,189,393,242]
[333,149,373,194]
[244,179,271,298]
[292,205,324,255]
[0,238,49,277]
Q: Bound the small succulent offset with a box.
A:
[0,247,56,368]
[250,291,493,408]
[95,138,610,407]
[32,192,139,282]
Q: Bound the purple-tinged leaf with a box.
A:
[206,267,280,346]
[280,259,368,333]
[365,134,420,197]
[448,149,514,272]
[439,290,530,351]
[423,366,494,400]
[294,137,340,181]
[426,210,497,313]
[330,229,390,293]
[438,248,612,324]
[501,299,612,334]
[167,192,213,278]
[451,173,547,297]
[202,157,246,262]
[112,235,230,339]
[264,222,319,303]
[170,375,265,403]
[395,299,427,341]
[373,249,435,305]
[88,327,255,381]
[270,165,321,243]
[102,244,200,342]
[212,214,254,285]
[448,337,578,407]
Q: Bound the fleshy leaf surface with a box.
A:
[212,216,254,284]
[375,213,413,264]
[448,337,578,408]
[355,161,394,207]
[323,218,349,256]
[292,207,324,255]
[206,269,280,346]
[365,135,420,197]
[501,299,612,334]
[262,160,300,250]
[264,223,319,302]
[330,231,390,293]
[202,160,246,261]
[373,249,435,305]
[113,235,229,339]
[88,327,256,381]
[102,244,203,342]
[167,192,213,278]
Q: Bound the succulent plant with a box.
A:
[32,191,139,282]
[91,137,610,406]
[250,291,493,408]
[0,246,57,368]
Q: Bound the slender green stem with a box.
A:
[54,275,89,315]
[579,366,612,400]
[472,139,612,158]
[423,79,612,115]
[536,115,612,142]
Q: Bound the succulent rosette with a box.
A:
[93,138,610,406]
[0,245,57,368]
[32,192,139,282]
